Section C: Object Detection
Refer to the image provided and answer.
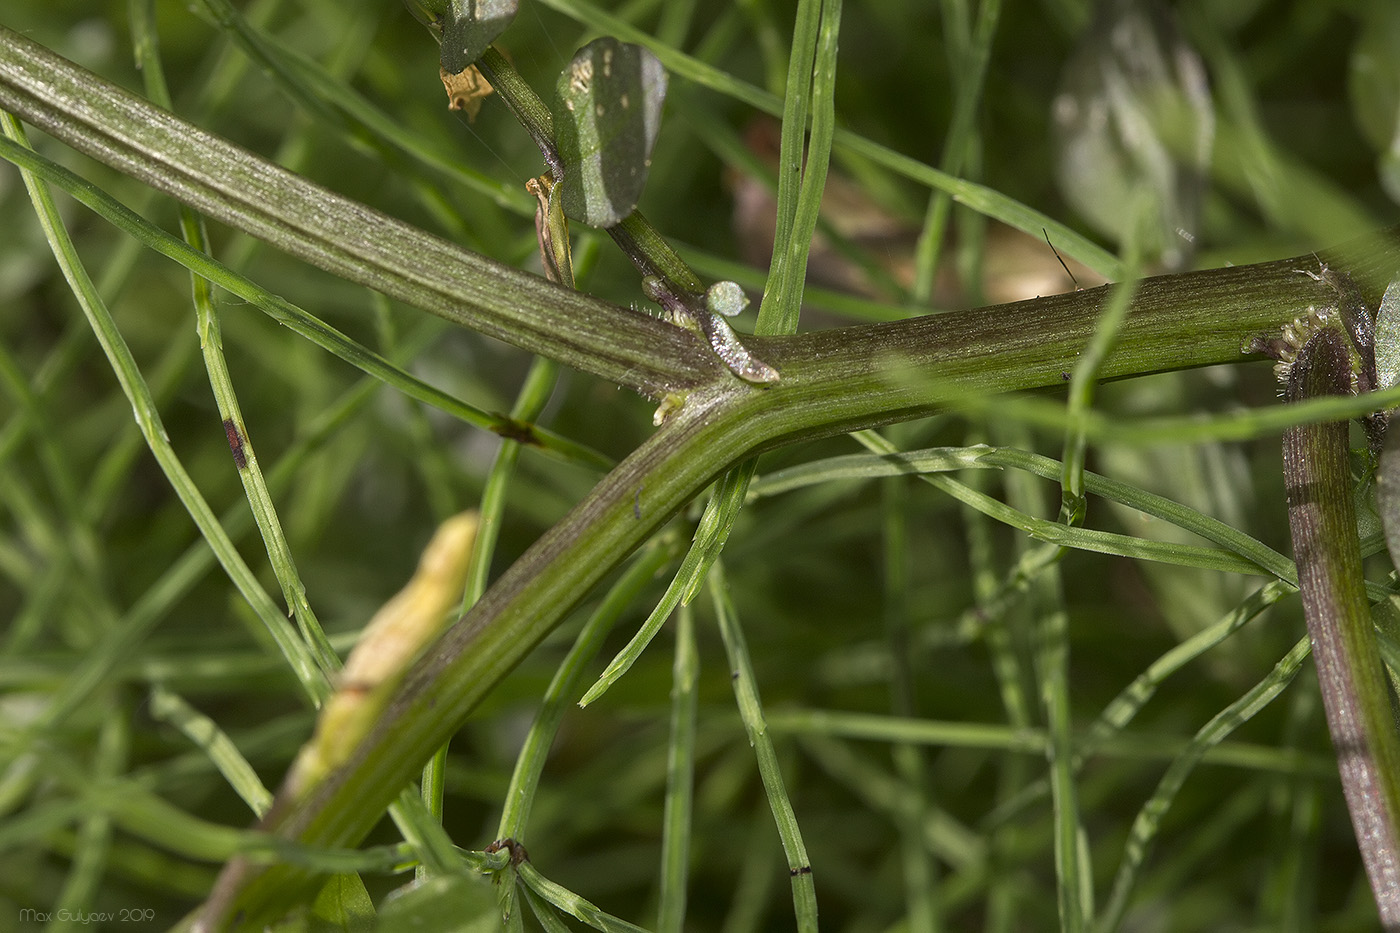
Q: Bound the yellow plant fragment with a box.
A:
[284,511,479,799]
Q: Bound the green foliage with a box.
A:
[441,0,520,74]
[374,874,496,932]
[1,1,1398,932]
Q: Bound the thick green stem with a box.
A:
[9,24,1383,411]
[0,24,719,400]
[1283,328,1400,929]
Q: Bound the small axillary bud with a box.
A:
[1245,263,1375,394]
[1244,261,1389,454]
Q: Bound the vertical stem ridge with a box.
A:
[1284,327,1400,928]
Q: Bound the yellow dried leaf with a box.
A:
[284,511,479,797]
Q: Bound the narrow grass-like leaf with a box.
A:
[132,0,339,673]
[1061,271,1141,519]
[0,134,609,470]
[148,686,275,818]
[880,471,940,932]
[765,710,1331,777]
[579,464,752,707]
[1,112,331,707]
[1095,636,1313,933]
[51,708,127,932]
[534,0,1124,279]
[520,881,585,933]
[846,437,1273,574]
[709,564,819,933]
[516,861,651,933]
[496,538,678,842]
[984,579,1294,828]
[755,0,838,336]
[658,603,699,933]
[38,370,390,734]
[910,0,1002,303]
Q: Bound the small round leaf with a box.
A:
[552,37,667,228]
[705,280,749,317]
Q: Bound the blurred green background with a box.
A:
[1,0,1398,930]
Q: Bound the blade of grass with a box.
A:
[1095,635,1313,933]
[881,468,940,932]
[983,578,1293,829]
[516,860,652,933]
[131,0,338,673]
[496,537,680,843]
[709,562,819,932]
[658,603,699,933]
[50,707,127,933]
[422,356,565,846]
[1,110,330,710]
[148,686,275,818]
[579,465,749,707]
[752,444,1299,582]
[0,132,611,470]
[911,0,1002,304]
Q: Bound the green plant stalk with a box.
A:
[189,240,1399,924]
[4,26,1394,403]
[0,135,608,468]
[0,24,719,400]
[1281,327,1400,928]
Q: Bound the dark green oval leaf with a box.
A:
[552,37,667,228]
[440,0,519,74]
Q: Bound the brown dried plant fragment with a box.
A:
[441,64,494,121]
